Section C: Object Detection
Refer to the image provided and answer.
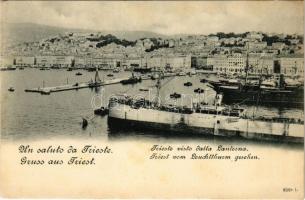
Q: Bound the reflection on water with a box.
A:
[0,68,304,146]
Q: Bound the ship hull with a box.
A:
[133,68,152,73]
[108,117,302,143]
[108,104,304,143]
[213,86,304,106]
[108,116,237,136]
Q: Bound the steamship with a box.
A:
[107,75,304,143]
[208,52,304,106]
[210,75,304,106]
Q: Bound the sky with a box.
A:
[1,1,304,35]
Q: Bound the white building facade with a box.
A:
[207,53,245,73]
[279,56,304,76]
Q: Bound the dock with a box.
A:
[24,72,179,95]
[24,75,157,94]
[25,77,127,94]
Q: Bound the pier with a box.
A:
[25,77,127,94]
[24,75,154,94]
[24,71,179,95]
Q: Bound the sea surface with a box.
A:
[0,68,304,145]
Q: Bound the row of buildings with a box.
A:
[197,53,304,76]
[2,55,192,71]
[2,53,303,76]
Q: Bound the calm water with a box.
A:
[0,68,304,144]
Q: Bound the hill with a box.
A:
[2,23,167,45]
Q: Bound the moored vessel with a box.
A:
[120,73,142,85]
[8,87,15,92]
[89,68,103,88]
[208,51,304,106]
[0,66,17,71]
[211,75,304,106]
[108,74,304,143]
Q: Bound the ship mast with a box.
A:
[95,66,101,83]
[154,73,162,106]
[252,59,265,118]
[244,44,250,85]
[293,61,298,75]
[153,72,174,107]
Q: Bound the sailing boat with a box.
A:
[89,67,103,88]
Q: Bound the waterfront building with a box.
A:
[227,53,245,73]
[278,55,304,76]
[91,57,117,69]
[125,57,142,69]
[74,56,86,68]
[248,55,274,74]
[53,56,74,68]
[146,56,165,70]
[144,55,192,70]
[166,55,192,70]
[35,56,54,67]
[0,56,15,66]
[15,56,35,66]
[191,56,208,69]
[207,53,245,73]
[207,54,228,73]
[74,56,121,69]
[207,52,277,75]
[35,56,73,68]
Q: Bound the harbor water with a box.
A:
[0,68,304,143]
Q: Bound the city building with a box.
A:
[74,56,86,68]
[207,36,219,42]
[91,57,117,69]
[35,56,73,68]
[247,41,267,51]
[248,55,274,74]
[246,32,264,41]
[190,56,208,69]
[289,39,300,45]
[0,56,15,66]
[207,54,229,73]
[278,55,304,76]
[166,55,192,70]
[208,53,246,73]
[227,53,245,73]
[15,56,35,66]
[272,42,286,51]
[144,55,192,70]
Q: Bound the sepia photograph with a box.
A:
[0,1,304,199]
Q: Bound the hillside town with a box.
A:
[1,31,304,77]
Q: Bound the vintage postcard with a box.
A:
[0,1,304,199]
